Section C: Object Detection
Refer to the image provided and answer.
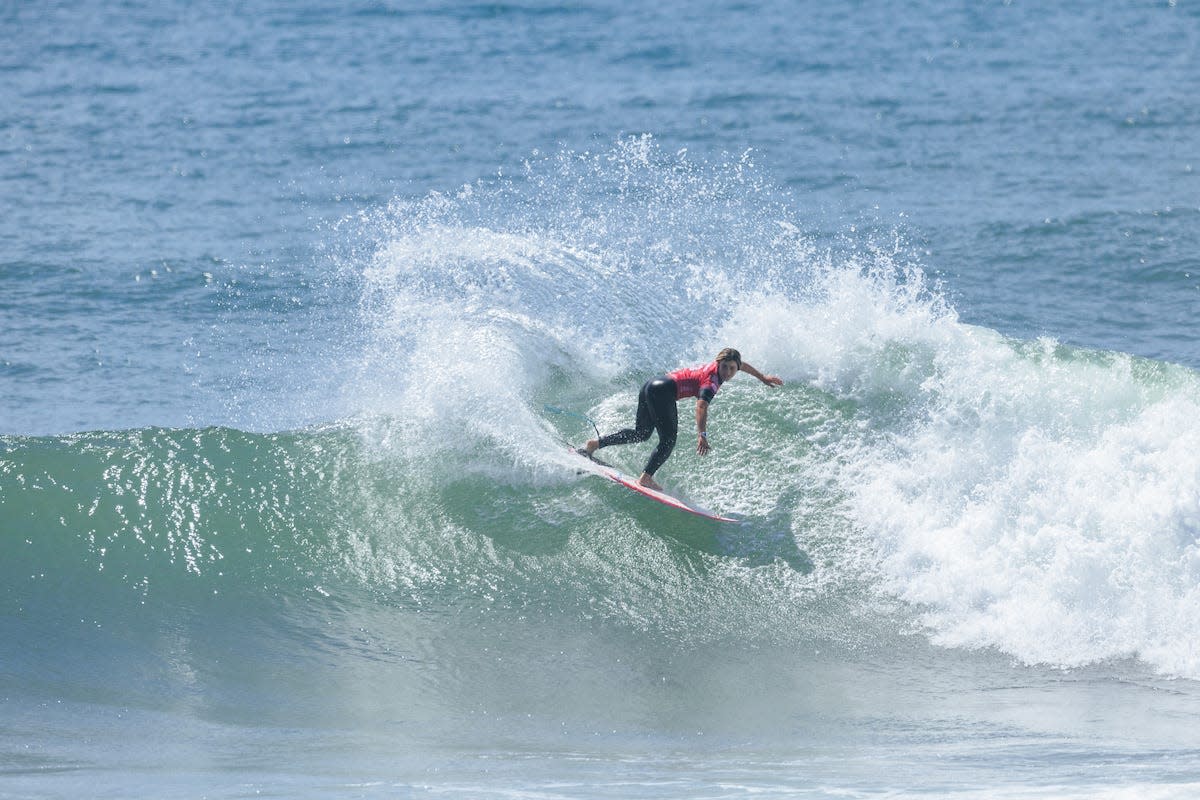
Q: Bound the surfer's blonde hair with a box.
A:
[715,347,742,368]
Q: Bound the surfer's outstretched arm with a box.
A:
[695,398,711,456]
[739,361,783,387]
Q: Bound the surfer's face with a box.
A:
[718,359,740,382]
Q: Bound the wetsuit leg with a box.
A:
[641,379,678,476]
[597,379,660,448]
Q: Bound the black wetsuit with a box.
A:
[596,377,678,477]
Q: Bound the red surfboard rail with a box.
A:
[569,448,738,523]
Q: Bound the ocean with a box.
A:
[4,1,1200,797]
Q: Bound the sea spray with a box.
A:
[327,138,1200,676]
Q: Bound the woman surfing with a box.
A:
[579,348,783,491]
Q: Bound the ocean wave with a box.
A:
[6,138,1200,680]
[331,137,1200,677]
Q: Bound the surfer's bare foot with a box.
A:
[637,473,663,492]
[583,439,599,456]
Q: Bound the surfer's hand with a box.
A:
[697,435,711,456]
[761,374,783,387]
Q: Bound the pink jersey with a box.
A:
[669,361,724,403]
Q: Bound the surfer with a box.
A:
[580,348,783,491]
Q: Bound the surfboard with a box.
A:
[569,448,738,523]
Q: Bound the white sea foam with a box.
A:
[729,258,1200,677]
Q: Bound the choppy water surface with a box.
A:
[4,1,1200,797]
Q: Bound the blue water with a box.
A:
[5,1,1200,797]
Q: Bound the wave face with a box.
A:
[5,139,1200,705]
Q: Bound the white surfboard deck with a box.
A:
[569,448,738,523]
